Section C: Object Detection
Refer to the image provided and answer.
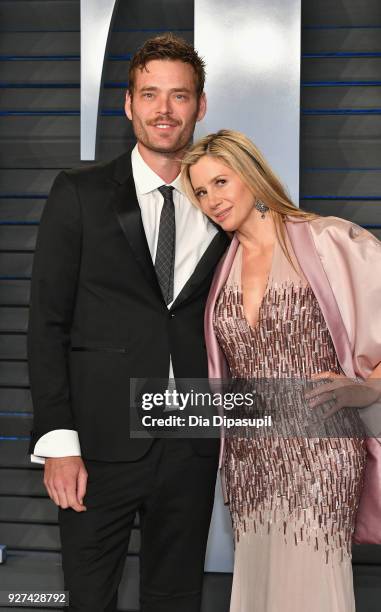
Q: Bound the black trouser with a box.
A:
[58,439,218,612]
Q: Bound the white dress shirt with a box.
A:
[31,144,218,463]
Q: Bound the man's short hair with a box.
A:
[128,33,206,98]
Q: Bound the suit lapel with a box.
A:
[109,154,164,301]
[170,230,230,309]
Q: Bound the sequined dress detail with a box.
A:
[213,238,366,612]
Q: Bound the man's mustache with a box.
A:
[146,117,181,127]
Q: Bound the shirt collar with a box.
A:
[131,144,186,197]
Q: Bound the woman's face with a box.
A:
[189,155,255,232]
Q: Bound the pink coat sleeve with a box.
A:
[309,216,381,379]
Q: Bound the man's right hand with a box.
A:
[44,456,88,512]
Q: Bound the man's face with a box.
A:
[125,59,206,155]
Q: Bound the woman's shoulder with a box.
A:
[307,215,380,246]
[308,214,360,233]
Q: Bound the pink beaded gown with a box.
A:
[213,236,366,612]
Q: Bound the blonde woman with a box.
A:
[181,130,381,612]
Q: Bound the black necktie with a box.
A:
[155,185,176,304]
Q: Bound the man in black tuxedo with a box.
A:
[27,34,228,612]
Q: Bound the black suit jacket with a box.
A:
[27,150,229,461]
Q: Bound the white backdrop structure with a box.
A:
[80,0,117,160]
[194,0,302,572]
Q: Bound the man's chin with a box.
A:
[142,138,189,155]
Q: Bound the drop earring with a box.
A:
[255,199,269,219]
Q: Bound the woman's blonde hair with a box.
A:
[181,129,317,265]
